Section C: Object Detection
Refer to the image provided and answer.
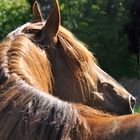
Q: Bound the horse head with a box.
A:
[6,0,136,115]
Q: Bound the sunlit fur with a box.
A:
[58,26,98,93]
[10,24,98,92]
[4,0,136,114]
[3,22,135,114]
[2,25,98,95]
[0,23,139,140]
[6,24,98,100]
[0,36,52,93]
[0,0,139,138]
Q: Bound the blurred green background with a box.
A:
[0,0,139,110]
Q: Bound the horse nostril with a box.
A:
[130,96,136,109]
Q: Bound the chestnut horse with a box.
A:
[0,64,140,140]
[0,1,140,139]
[5,0,136,115]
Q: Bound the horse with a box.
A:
[0,66,140,140]
[4,0,136,115]
[0,1,140,139]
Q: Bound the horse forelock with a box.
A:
[0,76,89,140]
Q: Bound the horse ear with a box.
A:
[32,1,43,23]
[35,0,61,45]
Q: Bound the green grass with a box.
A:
[135,106,140,113]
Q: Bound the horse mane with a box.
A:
[3,23,99,100]
[0,38,11,84]
[0,33,115,139]
[57,26,98,94]
[0,35,53,93]
[0,74,89,140]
